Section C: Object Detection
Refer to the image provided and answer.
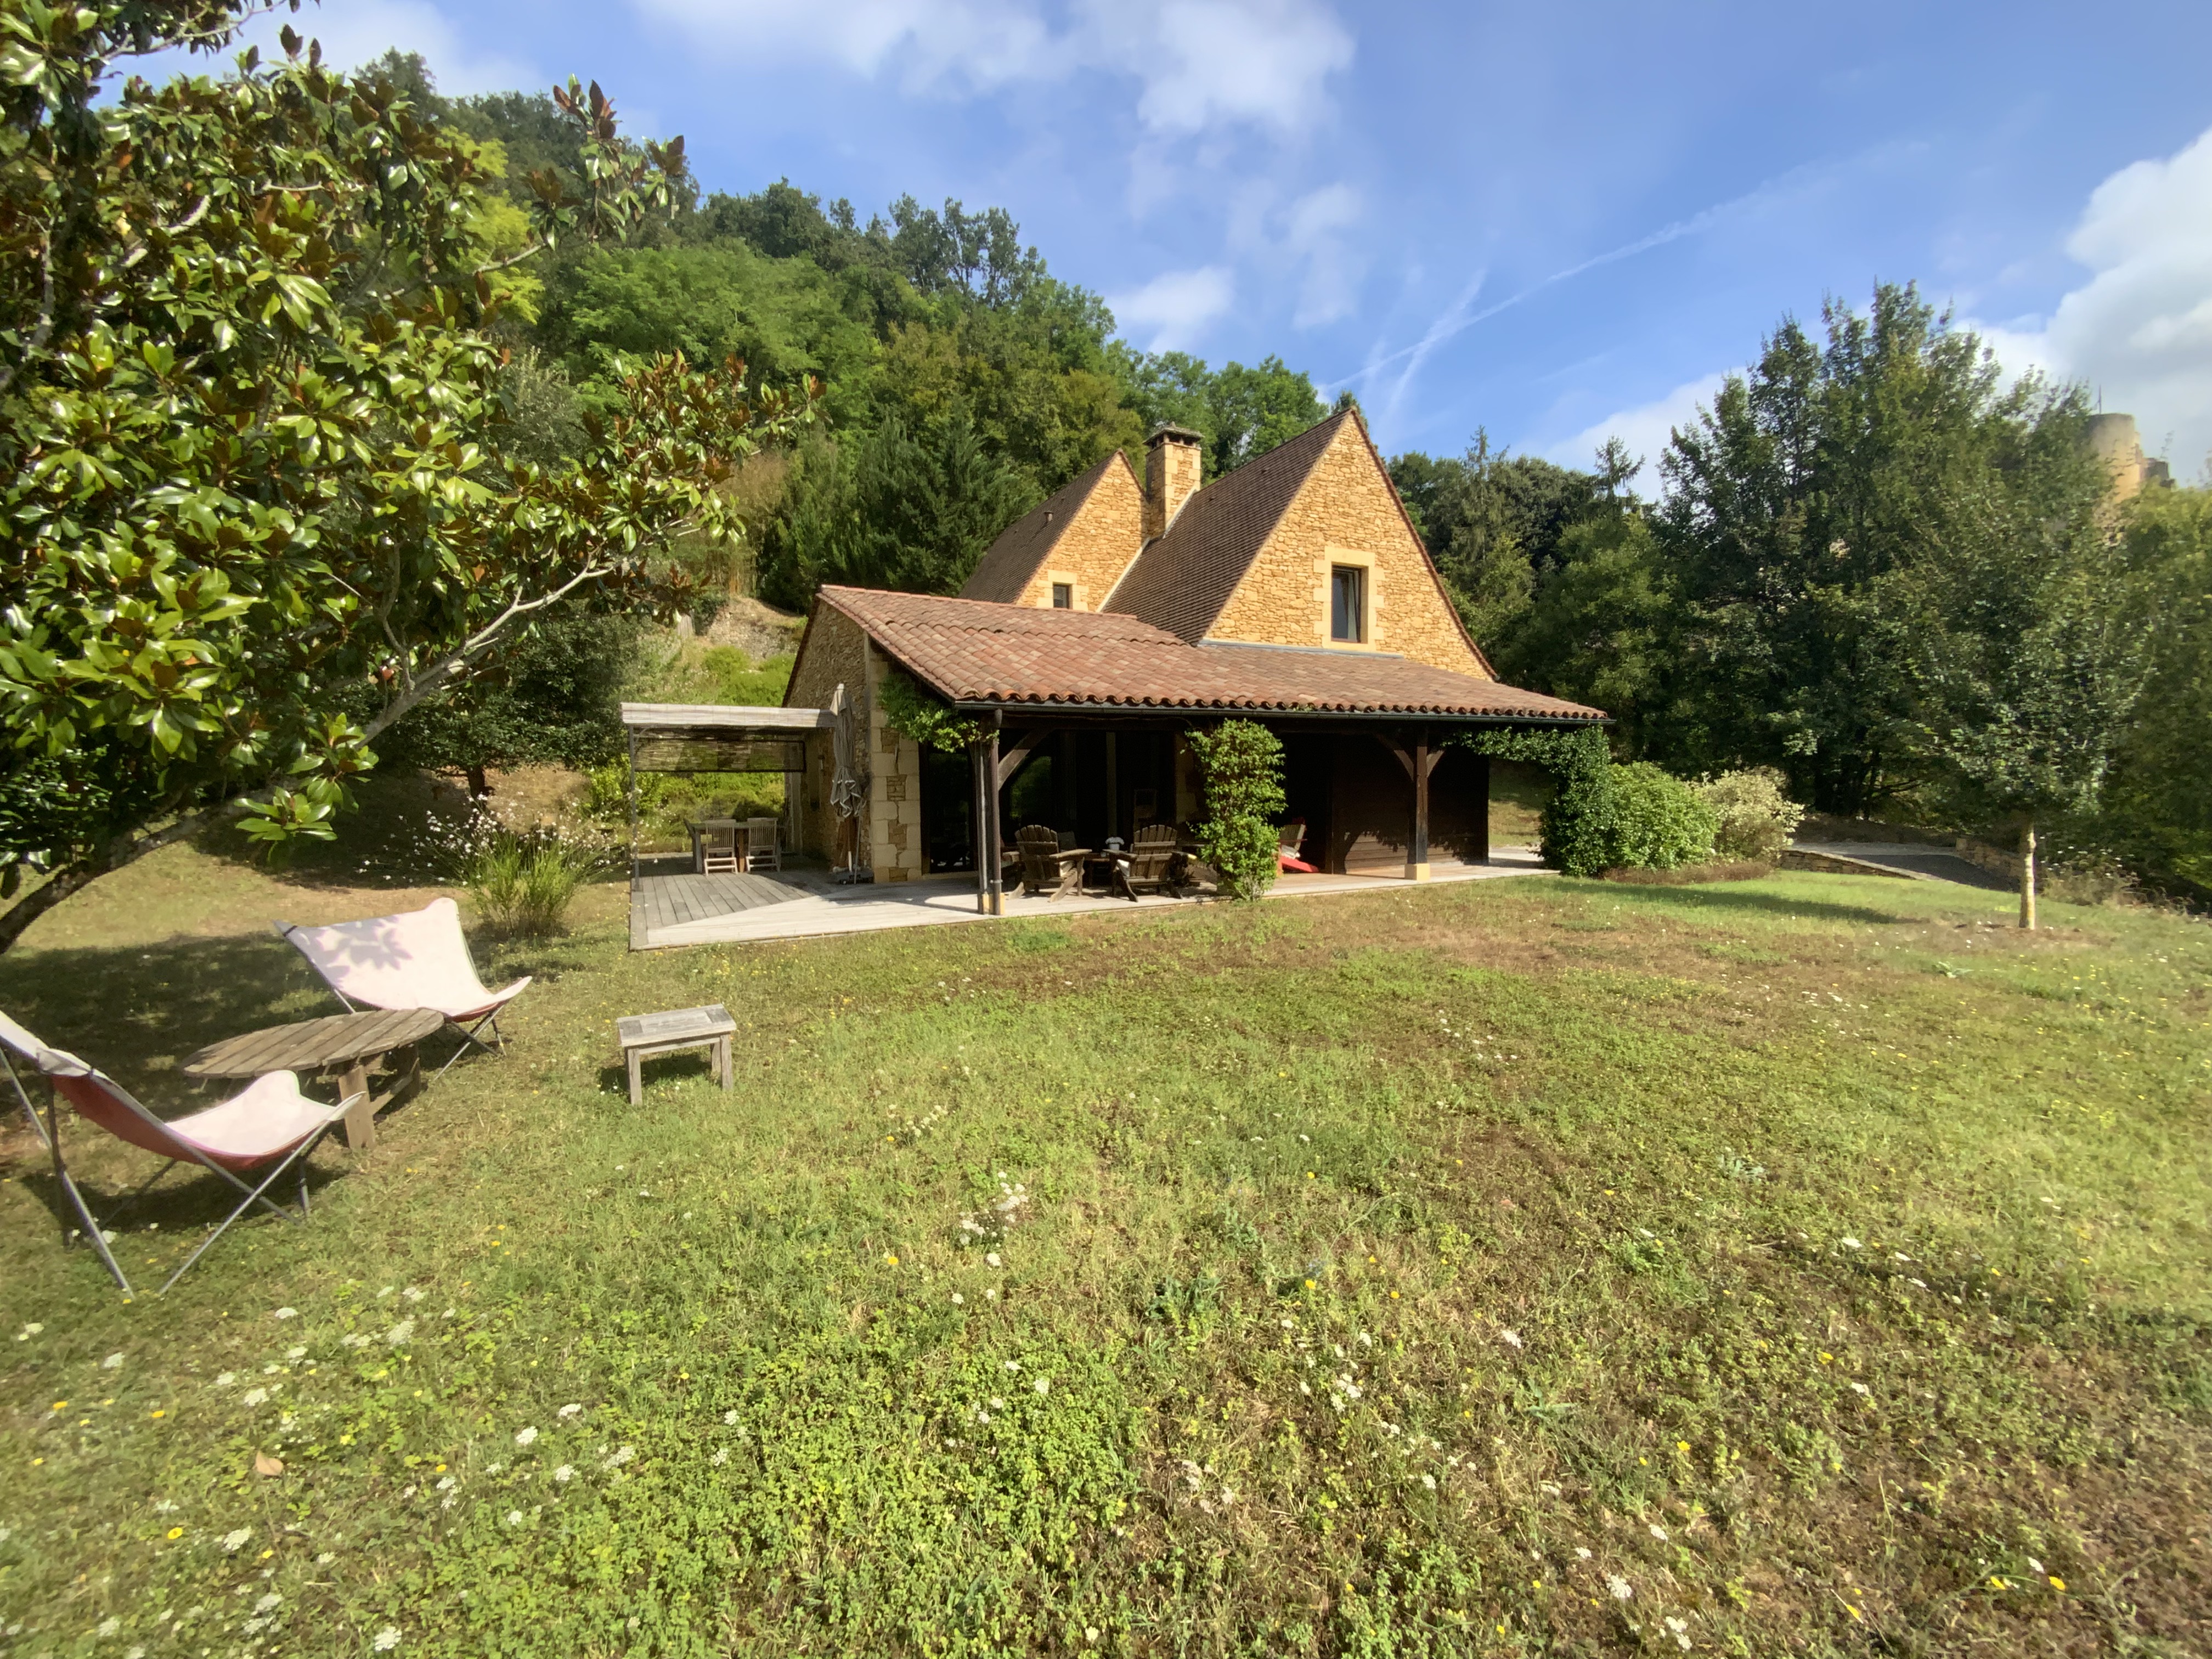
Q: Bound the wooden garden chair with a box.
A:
[742,817,782,873]
[1119,823,1183,899]
[1016,825,1085,899]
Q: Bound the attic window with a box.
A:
[1051,583,1073,610]
[1329,565,1366,642]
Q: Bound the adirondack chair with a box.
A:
[0,1011,358,1295]
[1119,823,1183,899]
[1015,825,1085,899]
[1277,819,1318,874]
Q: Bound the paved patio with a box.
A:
[630,846,1553,949]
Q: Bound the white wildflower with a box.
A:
[285,1346,306,1361]
[1003,1360,1020,1372]
[341,1334,372,1350]
[376,1286,394,1299]
[402,1288,425,1302]
[1356,1332,1373,1348]
[102,1352,123,1370]
[254,1593,281,1614]
[215,1372,236,1387]
[559,1403,584,1419]
[371,1627,402,1652]
[1421,1473,1436,1490]
[241,1387,268,1407]
[951,1293,963,1305]
[515,1427,538,1448]
[985,1252,1002,1267]
[315,1552,335,1565]
[1499,1328,1523,1350]
[1839,1238,1862,1250]
[436,1476,456,1492]
[1033,1376,1050,1395]
[1849,1382,1870,1396]
[1649,1524,1668,1541]
[553,1465,574,1483]
[384,1320,415,1347]
[222,1528,252,1554]
[990,1396,1006,1410]
[721,1410,739,1425]
[1664,1614,1690,1649]
[96,1617,121,1637]
[1576,1547,1592,1560]
[504,1510,523,1527]
[710,1449,730,1466]
[273,1307,298,1320]
[15,1323,42,1339]
[1607,1575,1633,1601]
[603,1446,635,1471]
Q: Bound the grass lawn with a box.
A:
[1,844,2207,1657]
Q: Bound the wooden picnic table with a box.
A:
[181,1007,444,1153]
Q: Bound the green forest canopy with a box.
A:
[366,56,2212,906]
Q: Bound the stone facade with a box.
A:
[1207,420,1489,677]
[1009,453,1146,612]
[783,603,867,866]
[863,656,924,885]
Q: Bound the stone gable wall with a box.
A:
[862,642,924,884]
[785,602,867,862]
[1012,455,1146,611]
[1207,424,1488,677]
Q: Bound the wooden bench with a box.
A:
[616,1004,736,1106]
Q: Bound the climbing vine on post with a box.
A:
[1188,720,1286,900]
[1456,726,1617,877]
[876,671,983,754]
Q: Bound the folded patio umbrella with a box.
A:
[0,1009,356,1295]
[273,897,529,1074]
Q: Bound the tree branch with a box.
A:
[472,238,551,278]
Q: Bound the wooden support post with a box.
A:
[1408,733,1431,881]
[985,721,1005,915]
[625,729,639,884]
[972,741,990,915]
[1470,751,1492,866]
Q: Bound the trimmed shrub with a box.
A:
[1600,763,1719,870]
[1188,720,1286,900]
[1697,767,1805,861]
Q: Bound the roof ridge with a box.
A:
[956,449,1131,605]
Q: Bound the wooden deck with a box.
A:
[628,867,838,949]
[628,848,1553,950]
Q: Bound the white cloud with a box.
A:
[1282,182,1365,328]
[1109,266,1235,351]
[629,0,1351,137]
[1543,370,1734,476]
[1970,123,2212,478]
[219,0,541,95]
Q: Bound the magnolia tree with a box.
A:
[0,2,809,947]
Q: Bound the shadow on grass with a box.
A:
[189,770,478,891]
[1564,877,1921,928]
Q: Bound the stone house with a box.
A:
[783,409,1603,892]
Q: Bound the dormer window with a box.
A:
[1330,565,1366,642]
[1051,583,1073,610]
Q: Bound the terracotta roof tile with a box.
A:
[1105,410,1353,640]
[958,452,1130,605]
[813,586,1605,721]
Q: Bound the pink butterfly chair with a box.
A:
[274,898,530,1078]
[0,1010,358,1295]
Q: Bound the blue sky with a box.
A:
[198,1,2212,480]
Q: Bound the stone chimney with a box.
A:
[1143,425,1203,540]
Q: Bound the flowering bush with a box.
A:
[1695,768,1805,861]
[1188,720,1287,900]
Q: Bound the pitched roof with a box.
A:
[1104,409,1355,640]
[810,586,1604,721]
[958,450,1132,605]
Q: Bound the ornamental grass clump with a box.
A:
[459,815,613,936]
[1188,720,1286,901]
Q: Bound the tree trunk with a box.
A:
[466,764,491,798]
[2019,820,2038,931]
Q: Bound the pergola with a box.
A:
[618,702,834,877]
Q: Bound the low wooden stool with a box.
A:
[617,1004,736,1106]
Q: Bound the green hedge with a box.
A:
[1455,729,1714,876]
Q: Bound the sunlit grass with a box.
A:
[1,857,2206,1656]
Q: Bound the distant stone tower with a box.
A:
[2086,413,2172,499]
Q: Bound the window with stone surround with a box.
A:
[1330,565,1367,642]
[1051,582,1073,609]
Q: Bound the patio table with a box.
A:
[181,1007,443,1153]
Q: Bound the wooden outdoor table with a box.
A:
[687,819,740,872]
[181,1007,444,1153]
[617,1005,735,1106]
